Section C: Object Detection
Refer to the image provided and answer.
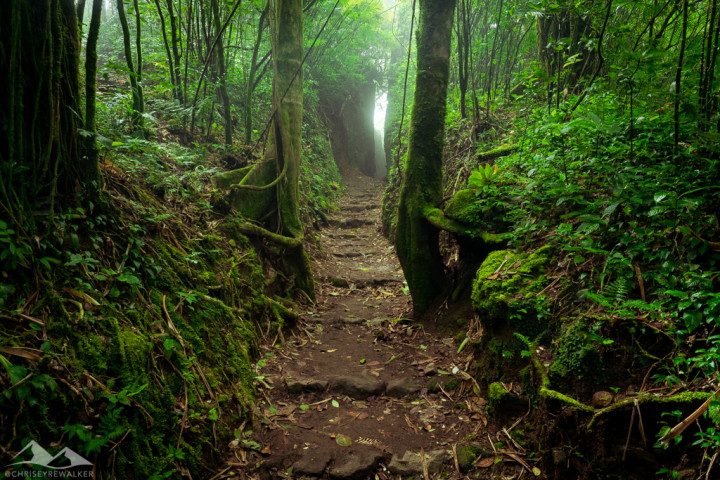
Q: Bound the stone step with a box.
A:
[331,251,365,258]
[285,375,423,399]
[323,275,402,288]
[341,203,378,213]
[323,233,370,240]
[328,217,376,229]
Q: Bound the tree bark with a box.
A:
[116,0,144,132]
[245,3,269,144]
[81,0,103,199]
[674,0,688,153]
[0,0,86,228]
[223,0,314,300]
[395,0,456,316]
[211,0,233,145]
[153,0,177,98]
[165,0,184,103]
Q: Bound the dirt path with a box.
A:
[245,172,495,479]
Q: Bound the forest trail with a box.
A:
[245,171,492,479]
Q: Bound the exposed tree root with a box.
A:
[530,351,714,429]
[236,221,302,248]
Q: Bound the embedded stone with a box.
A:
[330,375,385,398]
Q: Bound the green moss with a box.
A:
[476,143,517,161]
[488,382,513,407]
[214,166,253,188]
[471,246,552,336]
[456,445,482,472]
[549,319,604,386]
[444,189,477,224]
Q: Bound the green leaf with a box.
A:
[117,272,141,285]
[603,202,620,217]
[335,434,352,446]
[654,192,669,203]
[457,337,469,354]
[8,365,28,385]
[683,311,703,333]
[331,399,339,408]
[300,404,310,411]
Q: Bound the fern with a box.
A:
[605,277,631,303]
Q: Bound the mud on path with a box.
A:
[238,171,526,480]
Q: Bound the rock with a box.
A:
[455,445,481,472]
[427,377,441,393]
[552,447,568,466]
[285,378,328,394]
[327,448,384,479]
[330,375,385,398]
[292,449,332,476]
[422,362,437,376]
[388,449,449,476]
[591,391,613,408]
[385,377,420,397]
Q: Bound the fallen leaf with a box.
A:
[331,399,339,408]
[335,434,352,447]
[260,445,272,455]
[475,457,496,468]
[1,347,41,361]
[348,411,369,420]
[532,467,541,476]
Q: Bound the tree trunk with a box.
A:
[81,0,103,200]
[674,0,688,152]
[0,0,85,229]
[165,0,184,103]
[224,0,314,300]
[153,0,177,98]
[457,0,470,119]
[211,0,233,145]
[245,3,269,145]
[116,0,144,132]
[395,0,456,316]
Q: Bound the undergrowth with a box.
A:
[0,91,341,478]
[444,83,720,474]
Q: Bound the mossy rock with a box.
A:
[444,189,477,224]
[456,444,482,472]
[487,381,514,407]
[442,188,510,235]
[549,319,604,388]
[471,246,552,336]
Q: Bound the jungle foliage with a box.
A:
[378,0,720,476]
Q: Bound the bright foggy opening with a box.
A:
[374,92,388,178]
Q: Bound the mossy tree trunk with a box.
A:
[0,0,88,229]
[225,0,314,300]
[395,0,456,315]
